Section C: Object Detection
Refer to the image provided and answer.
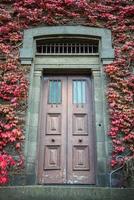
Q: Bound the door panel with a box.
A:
[38,77,67,184]
[67,77,95,184]
[38,76,95,184]
[73,145,90,170]
[44,145,61,170]
[46,113,61,135]
[73,113,88,135]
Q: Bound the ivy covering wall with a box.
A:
[0,0,134,185]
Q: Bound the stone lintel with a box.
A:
[20,26,114,65]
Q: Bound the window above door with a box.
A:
[36,37,99,55]
[20,26,114,65]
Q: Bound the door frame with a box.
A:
[24,66,109,186]
[20,26,114,186]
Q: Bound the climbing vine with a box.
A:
[0,0,134,185]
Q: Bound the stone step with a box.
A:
[0,186,134,200]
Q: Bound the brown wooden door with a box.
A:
[38,76,95,184]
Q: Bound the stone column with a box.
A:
[25,70,42,184]
[92,69,107,186]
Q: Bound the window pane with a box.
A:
[77,81,81,103]
[73,81,77,103]
[73,80,86,104]
[82,80,86,103]
[36,39,99,54]
[48,80,61,104]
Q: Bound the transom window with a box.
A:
[36,37,99,55]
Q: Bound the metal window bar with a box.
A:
[36,43,98,54]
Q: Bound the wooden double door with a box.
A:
[38,75,95,184]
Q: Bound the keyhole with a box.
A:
[51,139,55,142]
[79,139,82,143]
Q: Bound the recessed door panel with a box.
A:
[46,113,61,135]
[38,76,95,184]
[73,113,88,135]
[73,145,90,171]
[44,145,61,170]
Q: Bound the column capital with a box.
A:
[34,70,42,77]
[92,70,101,77]
[101,58,114,65]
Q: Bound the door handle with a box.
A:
[78,139,82,143]
[51,138,55,142]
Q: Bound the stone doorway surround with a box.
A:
[20,26,114,186]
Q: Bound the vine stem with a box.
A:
[109,155,126,187]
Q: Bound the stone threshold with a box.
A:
[0,186,134,200]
